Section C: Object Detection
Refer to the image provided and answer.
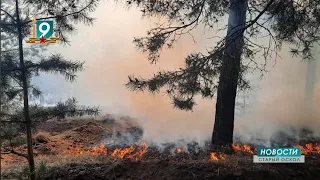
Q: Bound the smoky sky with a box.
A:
[32,2,320,143]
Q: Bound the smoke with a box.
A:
[81,29,217,144]
[40,2,320,145]
[234,45,320,144]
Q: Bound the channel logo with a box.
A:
[253,147,305,163]
[25,17,60,44]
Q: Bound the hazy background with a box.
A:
[32,1,320,143]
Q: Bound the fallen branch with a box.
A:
[3,147,39,159]
[3,147,28,158]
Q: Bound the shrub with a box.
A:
[1,162,49,180]
[36,161,49,179]
[10,137,28,147]
[35,134,49,144]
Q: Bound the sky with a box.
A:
[32,1,320,143]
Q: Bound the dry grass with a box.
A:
[2,151,319,180]
[1,154,117,180]
[2,152,250,172]
[34,132,51,143]
[2,117,319,179]
[37,154,114,166]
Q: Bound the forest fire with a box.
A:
[176,147,185,153]
[111,146,135,159]
[231,144,256,154]
[90,144,107,155]
[295,143,320,155]
[127,142,148,160]
[66,148,85,155]
[65,145,107,156]
[65,142,148,160]
[64,142,320,162]
[210,152,226,161]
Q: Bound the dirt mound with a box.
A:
[41,156,320,180]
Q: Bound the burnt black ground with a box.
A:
[42,155,320,180]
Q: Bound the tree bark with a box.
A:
[211,0,248,146]
[0,0,2,177]
[15,0,36,179]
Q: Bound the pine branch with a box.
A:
[2,54,84,82]
[25,54,84,82]
[1,8,17,22]
[1,98,100,123]
[126,0,281,110]
[22,0,99,25]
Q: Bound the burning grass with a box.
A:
[2,118,320,180]
[232,144,256,154]
[7,153,319,180]
[210,152,226,161]
[2,141,320,180]
[39,143,320,180]
[295,143,320,154]
[65,142,148,160]
[63,142,320,163]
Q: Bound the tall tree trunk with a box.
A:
[211,0,248,146]
[0,0,2,177]
[15,0,36,179]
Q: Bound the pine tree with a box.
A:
[0,0,100,179]
[124,0,320,146]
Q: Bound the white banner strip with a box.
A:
[253,155,305,163]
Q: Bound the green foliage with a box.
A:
[1,52,86,102]
[127,51,223,110]
[10,136,28,147]
[20,166,30,180]
[268,0,320,60]
[0,123,20,142]
[0,98,99,146]
[1,98,100,125]
[27,54,85,82]
[1,162,49,180]
[0,2,101,172]
[0,0,100,115]
[28,98,100,120]
[0,165,30,180]
[1,0,100,103]
[23,0,100,44]
[1,1,100,180]
[125,0,320,110]
[36,161,49,179]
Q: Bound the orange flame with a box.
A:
[210,152,226,161]
[90,144,107,155]
[232,144,256,154]
[66,148,86,155]
[110,142,148,160]
[127,142,148,160]
[176,147,185,153]
[111,146,135,159]
[65,142,148,161]
[295,143,320,155]
[65,142,320,162]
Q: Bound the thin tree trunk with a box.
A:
[15,0,36,179]
[211,0,248,146]
[0,0,2,177]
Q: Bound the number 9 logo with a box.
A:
[36,20,54,39]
